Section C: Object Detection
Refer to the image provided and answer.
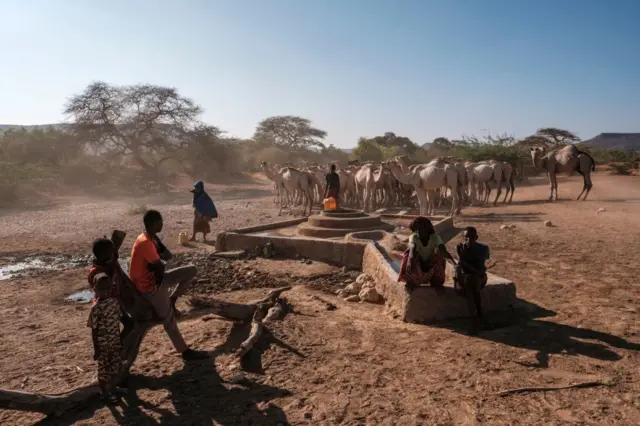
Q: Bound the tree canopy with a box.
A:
[253,115,327,151]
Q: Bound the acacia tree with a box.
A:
[535,128,580,146]
[253,115,327,151]
[64,82,203,171]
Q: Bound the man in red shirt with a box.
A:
[130,209,206,361]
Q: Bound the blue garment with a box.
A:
[192,181,218,219]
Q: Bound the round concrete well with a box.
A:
[297,210,395,238]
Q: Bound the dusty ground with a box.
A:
[1,173,639,425]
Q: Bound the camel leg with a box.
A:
[582,175,593,201]
[416,189,428,217]
[552,173,559,201]
[493,180,502,206]
[547,173,554,201]
[502,183,510,203]
[508,180,515,204]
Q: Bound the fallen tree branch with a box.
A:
[263,299,285,324]
[496,381,612,397]
[0,286,293,415]
[0,384,101,416]
[236,308,266,359]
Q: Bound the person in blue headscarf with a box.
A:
[189,181,218,242]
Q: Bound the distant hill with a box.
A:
[0,124,69,133]
[580,133,640,152]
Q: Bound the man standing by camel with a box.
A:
[324,164,341,209]
[129,210,207,361]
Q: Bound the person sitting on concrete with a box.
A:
[129,209,207,361]
[324,164,341,209]
[454,226,490,323]
[398,216,456,292]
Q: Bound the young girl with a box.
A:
[88,274,126,403]
[398,216,456,292]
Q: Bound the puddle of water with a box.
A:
[0,256,123,281]
[0,259,57,280]
[66,289,93,304]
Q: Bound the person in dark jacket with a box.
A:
[454,226,491,328]
[324,164,341,209]
[189,180,218,242]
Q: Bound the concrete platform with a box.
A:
[215,214,517,323]
[361,226,517,324]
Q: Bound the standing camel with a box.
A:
[384,159,460,217]
[354,163,384,212]
[531,145,595,201]
[279,167,315,215]
[260,161,283,206]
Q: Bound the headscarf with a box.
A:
[191,181,218,218]
[409,216,434,234]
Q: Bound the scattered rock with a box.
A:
[499,224,509,230]
[356,273,373,285]
[358,287,381,303]
[341,266,348,273]
[597,208,606,213]
[544,220,553,227]
[344,282,362,295]
[345,295,360,302]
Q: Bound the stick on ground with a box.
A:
[496,381,612,397]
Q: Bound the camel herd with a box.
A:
[260,156,516,217]
[259,144,597,217]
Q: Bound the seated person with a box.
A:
[398,216,456,292]
[454,226,490,320]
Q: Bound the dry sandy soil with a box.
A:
[1,173,639,425]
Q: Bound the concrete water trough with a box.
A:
[215,211,517,323]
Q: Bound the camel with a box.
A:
[465,162,497,205]
[384,159,460,217]
[479,160,516,204]
[260,161,284,205]
[531,144,595,201]
[354,163,384,212]
[279,167,315,215]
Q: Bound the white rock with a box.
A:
[355,273,373,285]
[544,220,553,227]
[508,224,517,229]
[358,287,381,303]
[499,224,510,230]
[344,282,362,295]
[361,280,375,289]
[597,208,606,213]
[345,294,360,302]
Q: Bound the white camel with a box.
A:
[384,159,460,217]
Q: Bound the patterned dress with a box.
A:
[87,298,123,383]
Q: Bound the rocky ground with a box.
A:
[1,173,640,425]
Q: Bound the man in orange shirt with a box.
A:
[130,209,206,361]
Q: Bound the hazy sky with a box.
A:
[1,0,639,148]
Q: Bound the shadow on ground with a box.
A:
[460,212,544,223]
[436,299,640,367]
[38,320,297,425]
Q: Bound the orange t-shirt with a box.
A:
[129,233,161,293]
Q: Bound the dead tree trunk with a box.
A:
[0,286,291,416]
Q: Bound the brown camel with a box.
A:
[531,144,596,201]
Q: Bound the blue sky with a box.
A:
[1,0,639,148]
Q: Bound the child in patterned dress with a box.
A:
[88,273,126,403]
